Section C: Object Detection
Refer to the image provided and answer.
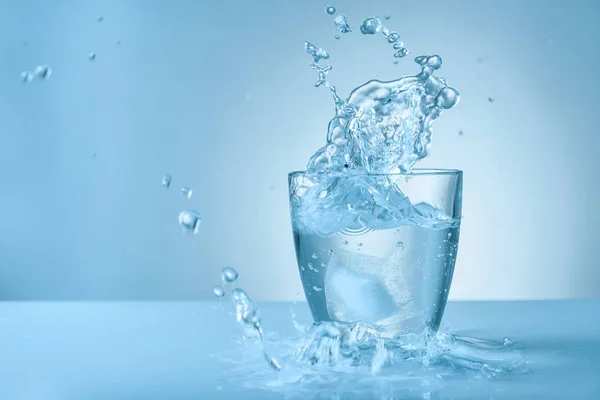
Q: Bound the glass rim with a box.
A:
[288,168,462,178]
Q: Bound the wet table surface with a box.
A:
[0,300,599,399]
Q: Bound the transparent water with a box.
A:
[294,223,459,337]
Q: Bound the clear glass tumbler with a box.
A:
[288,169,462,338]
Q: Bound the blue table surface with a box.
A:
[0,300,599,399]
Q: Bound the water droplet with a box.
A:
[161,174,172,188]
[396,241,404,249]
[360,17,382,35]
[393,42,404,50]
[393,60,398,65]
[312,253,318,259]
[334,14,353,33]
[308,263,313,270]
[488,97,494,103]
[314,268,319,272]
[343,240,348,245]
[222,266,238,283]
[458,129,464,136]
[328,249,334,255]
[304,41,329,63]
[394,48,409,58]
[97,16,104,22]
[447,232,452,238]
[335,35,340,40]
[387,32,400,43]
[181,187,193,199]
[357,243,363,247]
[321,262,327,267]
[20,71,33,83]
[213,285,225,297]
[88,52,96,61]
[503,337,513,346]
[325,6,336,15]
[33,65,52,80]
[313,286,323,292]
[385,15,391,20]
[178,210,202,235]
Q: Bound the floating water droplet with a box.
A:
[335,35,340,40]
[314,268,319,272]
[222,266,239,283]
[328,249,334,255]
[321,262,327,267]
[387,32,400,43]
[360,17,382,35]
[334,14,352,33]
[357,243,363,247]
[20,71,33,83]
[312,253,318,259]
[448,232,452,238]
[33,65,52,80]
[385,14,391,19]
[393,60,398,64]
[178,210,201,235]
[393,42,404,50]
[313,286,323,292]
[161,174,172,188]
[98,16,104,22]
[396,241,404,249]
[181,187,193,199]
[381,27,390,37]
[88,52,96,61]
[304,41,329,63]
[308,263,313,270]
[488,97,494,103]
[394,48,409,58]
[343,240,348,245]
[325,6,336,15]
[213,285,225,297]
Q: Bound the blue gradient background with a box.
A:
[0,0,598,301]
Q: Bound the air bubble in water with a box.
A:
[312,253,318,259]
[334,14,352,33]
[343,240,348,245]
[360,17,382,35]
[20,71,33,83]
[393,42,404,50]
[88,52,96,61]
[162,174,172,188]
[213,286,225,297]
[325,6,336,15]
[313,286,323,292]
[178,210,201,235]
[396,241,404,249]
[358,243,363,247]
[385,15,391,20]
[34,65,52,80]
[181,187,192,199]
[335,35,340,40]
[222,266,239,283]
[328,249,334,255]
